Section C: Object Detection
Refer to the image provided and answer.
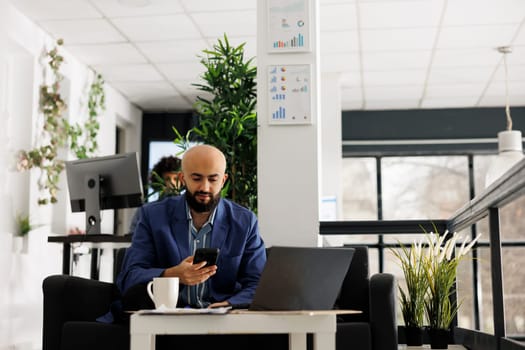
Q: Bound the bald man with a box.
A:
[117,145,266,309]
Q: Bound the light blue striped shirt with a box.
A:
[180,202,217,308]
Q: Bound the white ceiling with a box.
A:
[10,0,525,112]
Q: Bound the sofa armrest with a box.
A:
[42,275,120,350]
[370,273,398,350]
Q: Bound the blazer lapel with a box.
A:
[169,196,191,260]
[210,199,229,250]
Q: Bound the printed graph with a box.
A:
[267,64,311,125]
[268,0,309,52]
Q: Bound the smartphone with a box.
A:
[193,248,220,267]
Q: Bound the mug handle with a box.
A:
[146,281,155,304]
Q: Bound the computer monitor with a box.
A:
[65,152,143,235]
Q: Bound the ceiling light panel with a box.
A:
[91,0,184,17]
[112,15,201,41]
[38,19,125,44]
[13,0,102,20]
[191,11,256,37]
[67,43,147,65]
[359,0,444,29]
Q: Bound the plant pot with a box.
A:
[428,328,451,349]
[404,326,423,346]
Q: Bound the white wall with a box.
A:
[1,4,142,349]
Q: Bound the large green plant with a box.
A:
[175,34,257,211]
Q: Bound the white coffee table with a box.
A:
[130,310,359,350]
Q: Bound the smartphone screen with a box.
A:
[193,248,219,267]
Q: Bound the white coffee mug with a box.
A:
[147,277,179,309]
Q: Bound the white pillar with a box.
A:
[320,73,345,246]
[257,0,321,247]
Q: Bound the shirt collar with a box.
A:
[184,198,219,226]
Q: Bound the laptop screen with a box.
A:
[249,246,355,311]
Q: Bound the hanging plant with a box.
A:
[16,39,105,205]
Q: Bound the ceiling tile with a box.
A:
[365,85,423,100]
[133,95,193,111]
[365,99,420,110]
[341,99,363,110]
[180,0,256,12]
[443,0,525,26]
[12,0,101,20]
[320,4,357,31]
[111,15,200,41]
[93,64,164,82]
[157,62,203,82]
[91,0,183,17]
[191,11,256,37]
[432,48,501,68]
[204,36,257,60]
[320,31,359,54]
[361,27,437,51]
[484,81,525,97]
[137,39,208,63]
[479,93,525,107]
[110,81,179,98]
[359,0,443,29]
[505,46,525,66]
[67,43,147,65]
[425,84,485,98]
[321,53,360,72]
[421,96,479,108]
[339,72,361,88]
[364,70,427,86]
[493,64,525,82]
[362,51,431,70]
[437,24,519,49]
[427,66,494,84]
[38,19,125,44]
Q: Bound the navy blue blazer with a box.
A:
[116,195,266,306]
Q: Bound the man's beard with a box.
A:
[185,190,221,213]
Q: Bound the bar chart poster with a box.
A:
[268,0,310,52]
[268,64,311,125]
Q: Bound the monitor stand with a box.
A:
[84,173,101,235]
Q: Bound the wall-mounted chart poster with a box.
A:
[268,0,310,53]
[268,64,311,125]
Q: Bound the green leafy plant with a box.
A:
[174,34,257,211]
[16,39,105,205]
[15,213,32,237]
[422,231,480,330]
[390,240,427,328]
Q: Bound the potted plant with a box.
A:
[174,34,257,212]
[422,231,480,349]
[391,239,427,346]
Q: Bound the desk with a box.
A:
[130,310,357,350]
[48,234,131,279]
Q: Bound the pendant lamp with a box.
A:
[485,46,524,187]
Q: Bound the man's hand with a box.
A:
[162,255,217,285]
[209,301,230,309]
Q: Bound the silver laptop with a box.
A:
[249,246,355,311]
